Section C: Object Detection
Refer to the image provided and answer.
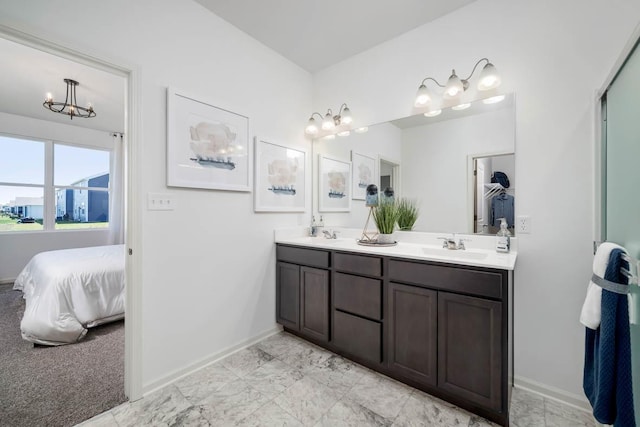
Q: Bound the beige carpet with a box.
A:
[0,284,126,427]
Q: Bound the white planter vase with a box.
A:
[377,233,395,244]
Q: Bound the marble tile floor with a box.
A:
[78,332,595,427]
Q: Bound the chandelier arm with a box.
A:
[462,58,489,82]
[420,77,445,88]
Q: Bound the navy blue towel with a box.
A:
[583,248,636,426]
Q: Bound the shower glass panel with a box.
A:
[604,40,640,425]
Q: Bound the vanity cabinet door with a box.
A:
[300,266,330,342]
[276,262,300,331]
[387,282,437,387]
[438,292,502,411]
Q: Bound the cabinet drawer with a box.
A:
[334,272,382,320]
[333,310,382,363]
[334,252,382,276]
[277,245,330,269]
[389,260,503,299]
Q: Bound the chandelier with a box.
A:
[43,79,96,119]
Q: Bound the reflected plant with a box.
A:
[397,198,420,231]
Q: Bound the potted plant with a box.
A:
[396,198,420,231]
[372,199,398,244]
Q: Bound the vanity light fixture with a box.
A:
[43,78,96,119]
[305,103,352,136]
[414,58,501,107]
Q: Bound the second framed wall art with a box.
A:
[254,137,306,212]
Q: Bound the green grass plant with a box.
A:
[372,199,398,234]
[397,198,420,231]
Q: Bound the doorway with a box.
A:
[472,153,515,235]
[0,23,142,421]
[379,157,400,196]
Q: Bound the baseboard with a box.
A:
[0,278,16,285]
[514,375,592,412]
[142,325,283,396]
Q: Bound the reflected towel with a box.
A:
[580,242,624,330]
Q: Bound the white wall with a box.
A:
[401,107,514,233]
[312,0,640,402]
[313,122,402,229]
[0,111,114,281]
[0,0,312,390]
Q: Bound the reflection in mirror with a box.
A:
[473,153,515,235]
[312,94,515,235]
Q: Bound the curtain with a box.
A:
[108,133,125,244]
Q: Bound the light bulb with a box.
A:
[423,109,442,117]
[414,84,432,106]
[340,107,352,125]
[444,71,464,98]
[305,117,318,135]
[321,112,335,131]
[477,62,501,91]
[46,92,52,102]
[452,103,471,110]
[482,95,505,104]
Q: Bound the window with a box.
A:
[0,135,111,232]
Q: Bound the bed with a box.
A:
[13,244,125,346]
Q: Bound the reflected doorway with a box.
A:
[473,153,515,235]
[379,157,400,195]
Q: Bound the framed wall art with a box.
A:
[167,88,251,191]
[318,154,351,212]
[351,151,376,200]
[254,137,306,212]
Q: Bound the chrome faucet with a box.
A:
[323,229,339,239]
[438,234,470,250]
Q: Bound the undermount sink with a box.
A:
[421,246,489,260]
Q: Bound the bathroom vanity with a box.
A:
[274,232,516,426]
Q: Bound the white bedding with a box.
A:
[13,244,125,345]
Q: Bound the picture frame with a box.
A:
[166,88,251,191]
[351,151,376,200]
[318,154,352,212]
[254,137,306,212]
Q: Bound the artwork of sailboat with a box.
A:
[327,171,346,198]
[267,158,299,196]
[358,163,372,188]
[189,121,244,170]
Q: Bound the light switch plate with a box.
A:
[516,215,531,234]
[147,193,174,211]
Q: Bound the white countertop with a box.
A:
[274,227,517,271]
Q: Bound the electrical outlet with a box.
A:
[517,215,531,234]
[147,193,174,211]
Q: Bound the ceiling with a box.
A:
[0,37,126,134]
[0,1,475,134]
[195,0,477,72]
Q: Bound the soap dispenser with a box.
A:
[317,215,325,236]
[310,216,317,237]
[495,218,511,253]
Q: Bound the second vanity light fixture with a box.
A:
[414,58,501,115]
[305,103,353,136]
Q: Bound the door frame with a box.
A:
[0,24,143,401]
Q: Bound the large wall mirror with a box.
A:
[311,93,516,235]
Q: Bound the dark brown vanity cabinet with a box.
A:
[332,253,383,365]
[276,246,330,342]
[275,244,512,426]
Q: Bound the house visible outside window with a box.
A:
[0,135,111,232]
